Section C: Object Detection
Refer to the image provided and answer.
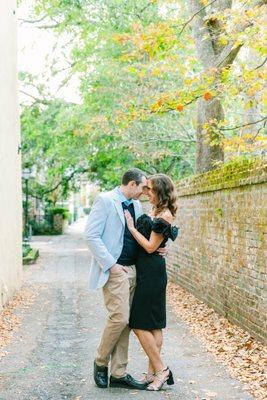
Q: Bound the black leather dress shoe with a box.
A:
[94,361,108,388]
[109,374,147,390]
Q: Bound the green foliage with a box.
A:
[177,155,267,194]
[19,0,266,198]
[31,220,60,235]
[21,99,89,199]
[50,207,69,219]
[22,243,32,257]
[215,208,223,218]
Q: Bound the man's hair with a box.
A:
[122,168,146,185]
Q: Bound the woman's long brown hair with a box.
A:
[149,174,177,217]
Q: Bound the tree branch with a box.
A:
[165,156,182,173]
[19,90,51,105]
[19,14,63,29]
[215,42,243,69]
[178,0,219,36]
[27,167,90,200]
[220,116,267,131]
[214,0,267,69]
[135,1,154,20]
[36,23,63,29]
[19,15,47,24]
[253,56,267,70]
[52,61,78,76]
[137,137,196,143]
[252,118,267,140]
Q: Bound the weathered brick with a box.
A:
[165,161,267,344]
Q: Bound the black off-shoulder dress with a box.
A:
[129,214,179,330]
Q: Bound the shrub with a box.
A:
[22,243,31,257]
[31,221,59,235]
[50,207,69,220]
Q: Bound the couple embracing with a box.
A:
[85,168,178,391]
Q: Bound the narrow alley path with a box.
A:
[0,218,253,400]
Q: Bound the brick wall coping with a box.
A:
[176,157,267,197]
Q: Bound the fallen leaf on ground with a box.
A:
[0,285,39,357]
[167,282,267,400]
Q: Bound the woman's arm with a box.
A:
[124,210,164,254]
[130,229,164,254]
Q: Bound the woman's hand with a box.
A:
[124,212,164,253]
[124,210,135,231]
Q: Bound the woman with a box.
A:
[124,173,179,391]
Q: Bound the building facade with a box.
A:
[0,1,22,308]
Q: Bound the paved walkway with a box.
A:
[0,218,253,400]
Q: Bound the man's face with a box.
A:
[129,176,147,200]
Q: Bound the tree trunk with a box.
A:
[196,98,224,172]
[189,0,266,172]
[188,0,226,172]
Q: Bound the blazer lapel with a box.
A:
[111,190,125,226]
[133,200,140,222]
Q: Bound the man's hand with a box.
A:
[157,246,168,258]
[109,264,128,274]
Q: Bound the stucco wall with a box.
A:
[0,1,22,308]
[167,159,267,343]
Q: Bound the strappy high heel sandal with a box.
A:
[140,372,155,384]
[146,367,174,391]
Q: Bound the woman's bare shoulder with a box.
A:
[157,209,174,224]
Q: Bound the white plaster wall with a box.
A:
[0,0,22,308]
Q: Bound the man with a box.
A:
[85,168,148,390]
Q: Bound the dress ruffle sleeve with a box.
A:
[136,214,151,231]
[152,218,179,241]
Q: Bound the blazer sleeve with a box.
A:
[84,195,116,272]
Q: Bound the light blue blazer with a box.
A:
[85,188,143,289]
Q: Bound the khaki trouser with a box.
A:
[95,265,136,378]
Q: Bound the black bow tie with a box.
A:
[122,200,133,207]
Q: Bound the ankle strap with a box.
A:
[155,366,169,375]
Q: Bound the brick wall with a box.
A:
[166,158,267,344]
